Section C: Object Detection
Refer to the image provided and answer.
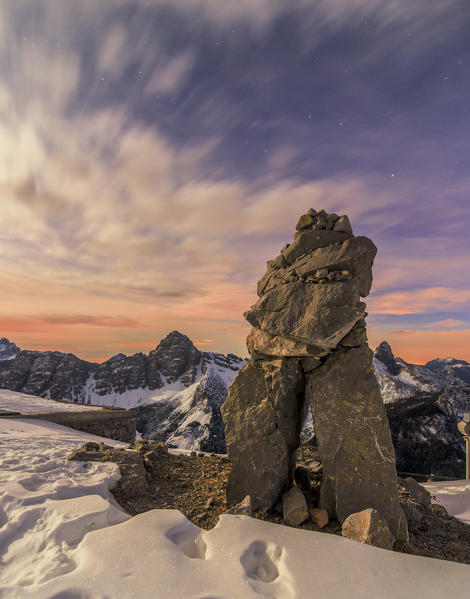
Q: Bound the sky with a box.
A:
[1,0,470,364]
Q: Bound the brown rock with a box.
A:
[222,208,407,544]
[134,439,168,454]
[246,327,328,358]
[245,281,366,356]
[283,486,308,525]
[333,215,353,234]
[300,357,322,373]
[296,213,315,230]
[342,508,395,549]
[280,229,353,265]
[308,460,323,475]
[310,507,329,528]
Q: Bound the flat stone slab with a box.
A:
[0,389,136,443]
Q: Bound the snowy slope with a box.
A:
[0,389,104,414]
[2,418,470,599]
[424,480,470,526]
[0,419,470,599]
[373,342,448,404]
[132,352,242,452]
[426,357,470,386]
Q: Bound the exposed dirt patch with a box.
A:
[115,450,231,530]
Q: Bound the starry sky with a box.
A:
[1,0,470,363]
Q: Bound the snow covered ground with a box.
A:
[0,389,103,413]
[424,479,470,525]
[1,418,470,598]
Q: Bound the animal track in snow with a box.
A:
[165,521,207,559]
[240,541,294,598]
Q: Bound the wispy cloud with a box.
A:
[37,315,144,328]
[423,319,470,329]
[368,287,470,316]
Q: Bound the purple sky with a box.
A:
[1,1,469,363]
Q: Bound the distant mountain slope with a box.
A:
[373,341,470,478]
[0,337,20,365]
[2,332,470,471]
[373,341,447,403]
[0,332,245,452]
[426,357,470,386]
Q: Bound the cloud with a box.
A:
[98,24,128,77]
[194,338,214,346]
[126,0,465,42]
[368,287,470,316]
[145,51,194,95]
[1,1,469,362]
[0,314,143,331]
[37,315,144,328]
[423,319,469,329]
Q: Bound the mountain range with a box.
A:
[0,332,245,452]
[1,334,469,475]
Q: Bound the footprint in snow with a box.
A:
[165,520,207,559]
[240,540,294,598]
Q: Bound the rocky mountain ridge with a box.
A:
[1,333,469,471]
[373,341,470,478]
[0,331,245,452]
[0,337,21,364]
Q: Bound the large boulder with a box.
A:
[245,280,365,356]
[342,508,395,549]
[221,358,305,509]
[306,345,408,541]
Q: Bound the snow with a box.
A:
[373,356,445,404]
[1,418,470,598]
[0,389,104,413]
[424,480,470,525]
[82,376,191,409]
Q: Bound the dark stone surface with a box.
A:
[306,345,408,540]
[148,330,201,385]
[9,409,136,444]
[221,358,305,510]
[93,352,150,395]
[374,341,401,376]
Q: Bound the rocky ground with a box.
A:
[68,441,470,566]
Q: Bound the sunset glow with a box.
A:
[1,1,469,363]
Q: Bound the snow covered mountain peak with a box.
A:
[0,337,20,362]
[148,330,201,385]
[373,340,401,376]
[425,357,470,385]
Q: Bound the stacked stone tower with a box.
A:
[221,209,407,541]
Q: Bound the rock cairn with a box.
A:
[221,209,408,541]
